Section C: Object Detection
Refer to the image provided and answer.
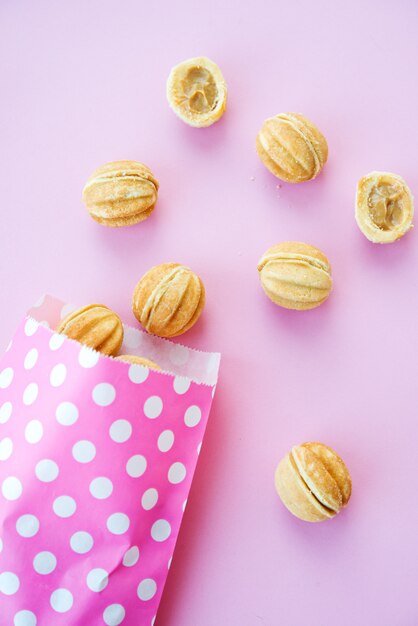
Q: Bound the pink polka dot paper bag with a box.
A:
[0,296,220,626]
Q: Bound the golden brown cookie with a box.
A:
[56,304,123,356]
[355,171,414,243]
[167,56,227,127]
[116,354,160,370]
[275,442,352,522]
[132,263,205,337]
[82,160,159,227]
[256,113,328,182]
[257,242,332,310]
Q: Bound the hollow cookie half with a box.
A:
[167,57,227,127]
[355,171,414,243]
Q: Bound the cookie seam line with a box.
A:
[289,451,337,516]
[276,115,322,176]
[83,174,158,191]
[140,266,193,331]
[258,253,330,274]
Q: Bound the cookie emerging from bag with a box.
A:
[167,56,227,127]
[275,442,352,522]
[82,160,159,227]
[132,263,205,337]
[116,355,161,370]
[56,304,124,356]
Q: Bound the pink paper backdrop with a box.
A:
[1,1,417,625]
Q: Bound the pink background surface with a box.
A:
[1,1,417,625]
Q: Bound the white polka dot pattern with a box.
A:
[103,604,126,625]
[0,571,20,595]
[49,364,67,387]
[78,345,100,368]
[141,487,158,510]
[16,514,39,538]
[143,396,163,419]
[107,513,130,535]
[0,401,12,424]
[0,437,13,461]
[24,420,44,444]
[0,367,14,389]
[137,578,157,601]
[2,476,23,500]
[126,454,147,478]
[72,440,96,463]
[123,545,140,567]
[70,531,93,554]
[89,477,113,499]
[151,519,171,542]
[157,429,174,452]
[0,310,217,624]
[50,588,73,613]
[129,363,149,384]
[173,376,191,395]
[92,382,116,407]
[168,462,187,484]
[109,419,132,443]
[22,383,38,406]
[13,610,37,626]
[49,333,65,351]
[184,405,202,427]
[24,348,38,370]
[24,319,38,337]
[56,401,78,426]
[35,459,59,483]
[33,551,57,575]
[86,567,109,592]
[53,495,77,518]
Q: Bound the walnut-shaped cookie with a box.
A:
[56,305,123,356]
[258,242,332,310]
[275,442,352,522]
[83,160,159,227]
[132,263,205,337]
[256,113,328,182]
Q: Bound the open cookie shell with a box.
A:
[167,56,227,128]
[355,171,414,243]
